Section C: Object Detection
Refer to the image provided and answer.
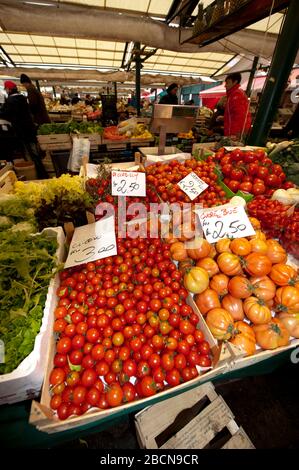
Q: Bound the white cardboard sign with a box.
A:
[196,204,255,243]
[64,216,117,268]
[111,170,146,197]
[178,172,208,201]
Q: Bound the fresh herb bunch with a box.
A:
[0,231,58,374]
[268,140,299,186]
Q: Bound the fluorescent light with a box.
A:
[24,2,56,6]
[124,41,134,67]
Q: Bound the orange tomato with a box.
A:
[269,263,298,287]
[266,239,287,264]
[210,273,229,296]
[217,253,242,276]
[194,288,221,315]
[196,257,219,278]
[206,308,234,340]
[230,321,256,356]
[243,253,272,277]
[221,294,244,321]
[243,296,272,325]
[253,318,290,350]
[170,242,187,261]
[230,238,251,256]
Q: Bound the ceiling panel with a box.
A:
[78,49,96,58]
[60,57,80,64]
[15,45,38,55]
[54,37,76,47]
[31,36,55,46]
[76,39,96,49]
[36,46,58,56]
[7,34,33,44]
[78,58,96,65]
[42,56,62,64]
[148,0,173,15]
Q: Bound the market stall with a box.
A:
[0,139,298,446]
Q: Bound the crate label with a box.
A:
[65,216,117,268]
[196,204,255,243]
[111,170,146,197]
[178,172,208,201]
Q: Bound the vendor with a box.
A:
[159,83,179,105]
[224,72,252,139]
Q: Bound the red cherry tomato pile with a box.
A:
[214,148,290,196]
[50,237,211,420]
[146,158,228,207]
[86,177,150,223]
[247,196,299,259]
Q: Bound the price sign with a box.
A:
[196,204,255,243]
[178,172,208,201]
[111,170,146,197]
[65,216,117,268]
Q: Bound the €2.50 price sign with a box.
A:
[196,204,255,244]
[111,170,146,197]
[178,172,208,201]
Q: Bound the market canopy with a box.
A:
[0,1,295,80]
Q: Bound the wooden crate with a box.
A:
[0,170,17,193]
[74,133,102,149]
[29,296,231,434]
[37,134,72,151]
[135,382,255,449]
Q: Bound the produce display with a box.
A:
[146,158,228,206]
[14,175,93,231]
[118,119,153,140]
[49,237,212,420]
[169,221,299,356]
[247,196,299,259]
[0,230,58,374]
[214,147,291,196]
[38,121,103,136]
[267,140,299,186]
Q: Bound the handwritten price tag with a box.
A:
[112,170,146,197]
[196,204,255,243]
[65,216,117,268]
[178,172,208,201]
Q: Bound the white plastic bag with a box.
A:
[68,137,90,172]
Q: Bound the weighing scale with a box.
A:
[142,104,198,156]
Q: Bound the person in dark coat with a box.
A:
[159,83,179,105]
[20,73,51,126]
[0,80,48,178]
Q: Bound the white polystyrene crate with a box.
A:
[0,227,65,405]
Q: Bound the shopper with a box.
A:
[20,74,50,126]
[71,93,80,105]
[85,94,93,106]
[0,80,48,178]
[159,83,179,105]
[224,72,251,139]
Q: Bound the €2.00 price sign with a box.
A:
[178,172,208,201]
[196,204,255,244]
[111,170,146,197]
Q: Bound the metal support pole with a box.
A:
[52,86,56,98]
[248,0,299,145]
[114,82,117,101]
[135,42,141,116]
[246,55,259,97]
[36,80,40,92]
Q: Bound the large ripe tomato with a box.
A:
[221,294,244,321]
[194,288,220,315]
[206,308,234,340]
[210,273,229,296]
[253,318,290,350]
[183,267,209,294]
[270,263,298,287]
[274,286,299,314]
[243,296,272,325]
[228,276,253,299]
[230,321,256,356]
[217,253,242,276]
[243,253,272,277]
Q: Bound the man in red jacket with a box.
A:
[224,72,252,139]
